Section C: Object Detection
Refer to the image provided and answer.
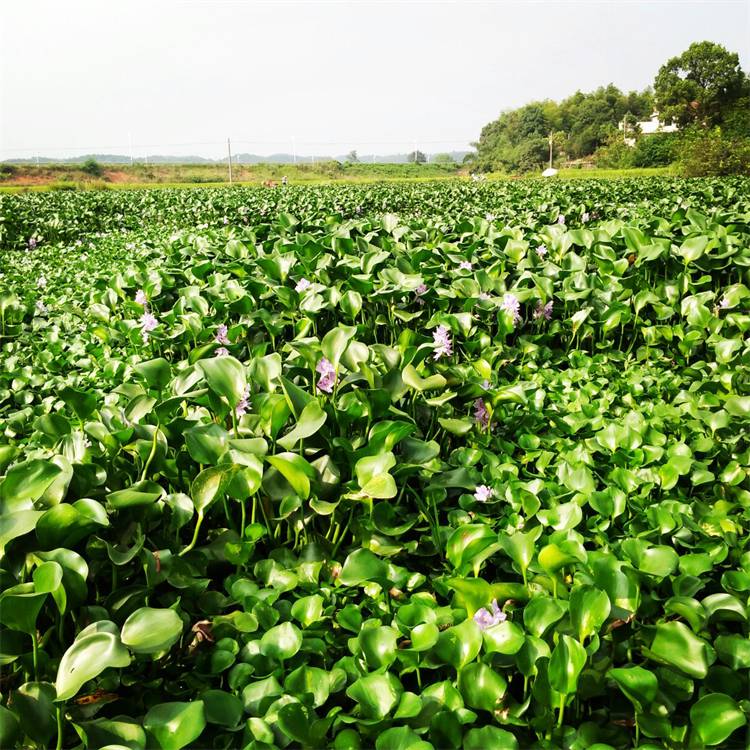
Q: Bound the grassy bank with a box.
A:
[0,161,461,191]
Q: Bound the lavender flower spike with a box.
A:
[459,260,473,271]
[295,278,311,293]
[215,324,230,345]
[139,312,158,343]
[474,398,490,429]
[474,484,493,503]
[135,289,148,305]
[316,357,337,393]
[501,293,521,325]
[432,325,453,360]
[473,599,506,630]
[533,300,553,321]
[235,385,250,417]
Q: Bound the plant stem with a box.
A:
[139,424,159,482]
[31,631,39,681]
[55,705,64,750]
[180,511,204,556]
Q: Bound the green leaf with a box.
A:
[55,632,131,701]
[548,634,587,695]
[647,621,712,678]
[266,452,315,499]
[375,726,432,750]
[433,618,482,670]
[0,459,63,512]
[201,690,243,728]
[346,672,402,720]
[322,325,356,368]
[199,356,246,407]
[14,682,56,745]
[191,467,227,513]
[121,607,183,654]
[0,510,43,553]
[463,726,518,750]
[339,548,389,586]
[132,358,171,390]
[570,586,611,642]
[290,594,324,627]
[690,693,746,746]
[607,666,658,712]
[259,621,302,661]
[277,400,327,450]
[359,625,398,669]
[402,364,446,392]
[458,662,507,711]
[143,701,206,750]
[0,585,47,634]
[483,621,526,655]
[59,386,98,422]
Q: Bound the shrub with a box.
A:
[631,133,679,167]
[81,158,103,177]
[677,127,750,176]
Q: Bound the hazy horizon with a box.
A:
[2,0,748,161]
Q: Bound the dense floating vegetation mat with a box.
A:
[1,177,750,749]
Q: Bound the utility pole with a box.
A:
[227,137,233,184]
[548,132,553,169]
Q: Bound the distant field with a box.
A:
[0,162,678,192]
[0,161,462,191]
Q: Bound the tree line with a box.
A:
[471,41,750,175]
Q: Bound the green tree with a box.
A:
[81,158,103,177]
[431,153,455,165]
[346,150,359,163]
[654,41,747,126]
[406,150,426,164]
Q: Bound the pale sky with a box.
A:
[1,0,748,159]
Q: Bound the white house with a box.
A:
[619,112,678,147]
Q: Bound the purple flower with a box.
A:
[215,324,230,345]
[223,216,229,225]
[432,325,453,360]
[35,300,47,315]
[481,379,491,391]
[485,212,495,222]
[474,398,490,429]
[235,385,250,417]
[501,293,521,325]
[135,289,148,305]
[459,261,473,271]
[37,276,47,289]
[557,214,566,225]
[473,599,506,630]
[295,278,311,293]
[533,300,553,321]
[316,357,337,393]
[536,245,547,258]
[215,346,229,357]
[474,484,494,503]
[719,296,730,309]
[140,312,158,343]
[415,283,428,296]
[28,238,37,249]
[582,211,590,223]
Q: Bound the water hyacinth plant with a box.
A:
[0,176,749,749]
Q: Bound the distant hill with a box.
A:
[5,151,471,165]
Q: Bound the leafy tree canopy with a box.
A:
[654,41,748,126]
